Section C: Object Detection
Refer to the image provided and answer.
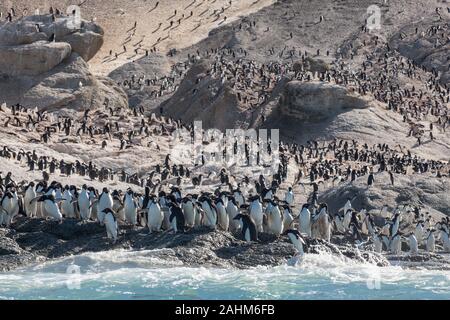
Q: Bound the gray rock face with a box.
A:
[0,15,104,62]
[161,61,249,131]
[0,14,127,111]
[389,20,450,85]
[0,217,390,271]
[0,41,71,77]
[279,81,369,121]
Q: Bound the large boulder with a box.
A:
[0,53,128,111]
[279,81,368,121]
[389,20,450,84]
[0,14,127,111]
[0,14,104,62]
[161,61,251,130]
[0,41,71,76]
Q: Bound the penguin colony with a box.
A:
[0,3,449,258]
[0,103,449,255]
[1,169,450,256]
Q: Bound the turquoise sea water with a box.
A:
[1,249,449,300]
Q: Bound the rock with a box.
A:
[2,217,398,271]
[389,20,450,85]
[279,81,368,122]
[161,61,249,130]
[0,15,104,62]
[0,52,128,112]
[0,41,72,77]
[0,14,124,111]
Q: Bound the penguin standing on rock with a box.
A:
[285,229,306,255]
[233,214,258,242]
[168,201,185,233]
[32,194,63,222]
[102,208,118,243]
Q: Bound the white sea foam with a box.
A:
[0,249,449,299]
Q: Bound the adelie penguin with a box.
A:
[31,194,64,222]
[285,229,307,255]
[102,208,118,243]
[168,201,185,233]
[233,214,258,242]
[143,196,163,233]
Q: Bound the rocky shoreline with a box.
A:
[1,217,450,272]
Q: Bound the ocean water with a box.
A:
[1,249,449,300]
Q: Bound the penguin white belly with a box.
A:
[343,212,352,230]
[61,193,75,218]
[409,236,418,255]
[269,211,283,236]
[250,202,263,232]
[24,189,37,217]
[97,196,113,225]
[244,227,251,242]
[299,210,311,236]
[182,202,196,227]
[45,201,63,221]
[426,234,435,253]
[202,204,217,229]
[390,237,401,254]
[217,203,229,231]
[226,203,240,231]
[148,204,163,232]
[124,200,137,225]
[283,211,293,231]
[78,193,91,221]
[104,214,118,242]
[162,207,172,230]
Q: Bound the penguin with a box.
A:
[168,202,185,233]
[390,213,401,237]
[102,208,118,243]
[298,203,311,237]
[415,220,424,246]
[233,189,245,207]
[407,232,419,255]
[266,200,284,236]
[88,187,99,220]
[96,188,113,225]
[311,203,331,242]
[34,194,63,222]
[123,189,138,225]
[199,195,217,229]
[0,189,20,226]
[425,229,436,253]
[226,197,241,232]
[249,195,263,232]
[215,198,229,231]
[78,184,92,221]
[284,187,294,206]
[285,229,306,255]
[390,231,403,255]
[233,214,258,242]
[23,182,37,218]
[61,186,76,218]
[333,213,346,233]
[282,205,294,232]
[367,173,375,186]
[144,197,163,233]
[181,196,197,228]
[343,208,353,231]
